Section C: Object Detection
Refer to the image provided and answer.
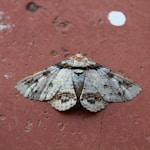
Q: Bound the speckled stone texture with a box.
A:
[0,0,149,150]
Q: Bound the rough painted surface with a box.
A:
[0,0,149,150]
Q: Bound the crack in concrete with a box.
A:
[98,110,105,150]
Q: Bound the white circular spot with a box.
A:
[108,11,126,26]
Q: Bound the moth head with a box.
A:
[61,53,96,67]
[72,53,86,61]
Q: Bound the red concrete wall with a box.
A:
[0,0,149,150]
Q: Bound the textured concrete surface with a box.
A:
[0,0,150,150]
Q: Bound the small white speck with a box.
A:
[108,11,126,26]
[0,11,14,31]
[4,74,12,79]
[0,25,8,30]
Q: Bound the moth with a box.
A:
[15,54,142,112]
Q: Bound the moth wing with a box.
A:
[16,66,77,111]
[15,65,61,100]
[80,70,108,112]
[96,67,142,102]
[48,69,77,111]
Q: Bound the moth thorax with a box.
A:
[72,69,85,99]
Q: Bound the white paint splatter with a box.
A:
[4,74,12,79]
[108,11,126,26]
[0,24,11,30]
[0,11,14,31]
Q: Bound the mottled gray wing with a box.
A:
[48,69,77,111]
[96,67,142,102]
[16,66,60,100]
[80,70,108,112]
[80,68,141,112]
[16,66,77,111]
